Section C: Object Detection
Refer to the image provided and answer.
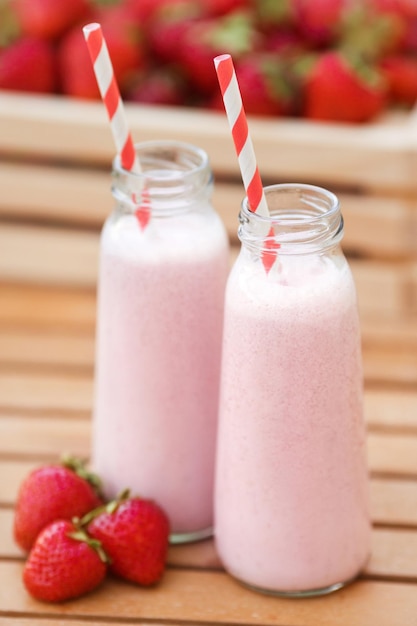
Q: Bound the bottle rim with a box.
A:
[239,183,343,254]
[112,140,210,182]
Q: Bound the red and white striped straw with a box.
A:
[214,53,269,218]
[83,22,140,174]
[214,54,278,272]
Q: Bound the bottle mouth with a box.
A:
[112,140,212,213]
[239,183,343,253]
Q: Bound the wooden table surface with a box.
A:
[0,279,416,626]
[0,93,417,626]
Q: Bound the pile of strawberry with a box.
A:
[13,456,170,603]
[0,0,417,122]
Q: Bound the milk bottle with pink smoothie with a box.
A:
[215,183,371,595]
[92,141,229,543]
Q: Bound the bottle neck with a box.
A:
[111,140,213,216]
[239,184,343,255]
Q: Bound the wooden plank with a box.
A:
[371,478,417,526]
[365,389,417,432]
[0,373,92,414]
[1,161,417,260]
[0,560,416,626]
[2,459,417,527]
[1,327,416,387]
[0,372,416,430]
[1,415,416,478]
[0,224,99,287]
[0,330,94,371]
[0,284,96,331]
[0,162,111,228]
[2,507,417,582]
[0,459,38,504]
[0,416,90,459]
[367,528,417,579]
[0,92,416,194]
[368,433,417,477]
[363,345,417,387]
[1,225,416,327]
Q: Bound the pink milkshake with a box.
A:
[92,141,229,542]
[215,184,371,595]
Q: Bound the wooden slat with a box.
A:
[363,346,417,387]
[365,389,417,431]
[1,225,416,324]
[0,92,416,194]
[0,374,416,430]
[2,328,417,388]
[1,161,417,260]
[0,330,94,371]
[1,415,416,477]
[2,508,417,583]
[0,373,92,414]
[368,433,417,477]
[0,459,38,504]
[0,416,90,459]
[0,560,416,626]
[0,284,96,331]
[371,478,417,526]
[0,162,110,228]
[2,461,417,527]
[0,224,98,287]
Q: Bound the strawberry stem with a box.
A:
[67,526,110,564]
[61,455,104,499]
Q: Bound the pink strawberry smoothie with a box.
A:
[93,209,229,539]
[215,252,371,594]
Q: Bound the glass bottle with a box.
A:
[92,140,230,543]
[215,183,371,595]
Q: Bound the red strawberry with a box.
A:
[0,36,57,93]
[304,51,387,123]
[230,54,296,116]
[23,519,108,603]
[127,0,201,26]
[14,457,103,552]
[380,54,417,106]
[200,0,252,17]
[97,3,148,95]
[85,491,170,586]
[293,0,348,47]
[58,25,99,99]
[127,68,187,106]
[178,12,259,95]
[11,0,91,40]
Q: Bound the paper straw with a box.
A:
[83,22,140,174]
[83,22,151,229]
[214,53,278,272]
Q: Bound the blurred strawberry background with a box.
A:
[0,0,417,123]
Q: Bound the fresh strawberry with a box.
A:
[0,36,57,93]
[85,491,170,586]
[304,51,387,123]
[14,457,103,552]
[58,24,99,98]
[127,0,201,26]
[380,54,417,106]
[96,3,148,95]
[227,54,296,116]
[127,68,187,106]
[23,519,108,603]
[11,0,92,40]
[149,16,195,65]
[200,0,252,17]
[293,0,348,47]
[178,12,259,95]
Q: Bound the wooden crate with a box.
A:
[0,90,416,385]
